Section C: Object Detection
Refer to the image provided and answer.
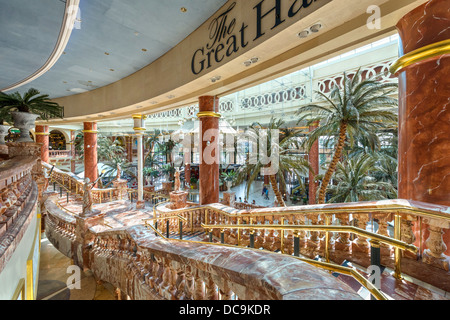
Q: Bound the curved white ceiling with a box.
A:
[0,0,227,98]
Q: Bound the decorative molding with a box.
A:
[196,111,221,118]
[390,39,450,75]
[1,0,80,92]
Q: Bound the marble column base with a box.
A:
[162,182,173,194]
[169,191,188,209]
[223,192,235,208]
[422,250,450,271]
[0,145,7,155]
[75,211,105,270]
[113,179,128,200]
[136,200,145,209]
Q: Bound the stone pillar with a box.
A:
[83,122,98,187]
[197,96,220,205]
[392,0,450,263]
[308,122,319,205]
[70,130,76,173]
[133,115,145,209]
[185,163,191,188]
[126,136,133,163]
[394,0,450,206]
[35,125,49,163]
[223,192,236,208]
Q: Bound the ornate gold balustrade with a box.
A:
[42,162,128,204]
[87,227,362,300]
[149,199,450,293]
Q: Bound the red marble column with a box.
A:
[83,122,98,187]
[35,125,49,163]
[185,163,191,187]
[126,136,133,163]
[198,96,220,205]
[396,0,450,206]
[70,130,76,173]
[308,122,319,205]
[394,0,450,257]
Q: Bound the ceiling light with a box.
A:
[211,76,221,83]
[298,30,310,38]
[180,7,187,12]
[243,60,252,67]
[167,95,175,99]
[142,48,147,52]
[250,57,259,64]
[150,101,158,105]
[310,23,322,33]
[109,69,114,71]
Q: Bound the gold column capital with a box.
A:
[196,111,221,118]
[390,39,450,75]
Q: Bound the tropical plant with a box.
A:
[143,167,160,185]
[144,130,162,166]
[75,134,125,161]
[221,170,236,182]
[102,156,136,187]
[0,88,63,120]
[235,117,310,207]
[297,69,398,204]
[327,153,397,203]
[161,164,175,178]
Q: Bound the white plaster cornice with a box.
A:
[1,0,80,92]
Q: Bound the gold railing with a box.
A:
[143,210,391,300]
[147,198,450,298]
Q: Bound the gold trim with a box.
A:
[12,279,25,300]
[390,39,450,74]
[82,130,98,134]
[132,114,143,119]
[196,111,221,118]
[34,132,50,136]
[133,127,146,131]
[26,260,33,300]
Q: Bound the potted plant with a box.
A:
[190,176,198,189]
[161,164,175,181]
[0,106,12,145]
[221,170,236,191]
[143,167,160,185]
[0,88,63,142]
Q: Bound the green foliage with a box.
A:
[221,170,236,182]
[235,117,310,202]
[327,153,397,203]
[297,69,398,203]
[75,134,125,162]
[0,88,63,121]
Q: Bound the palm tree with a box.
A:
[297,69,398,204]
[144,130,162,166]
[327,153,397,203]
[75,134,125,161]
[102,156,136,187]
[0,88,63,120]
[235,117,310,207]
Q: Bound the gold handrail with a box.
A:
[201,223,417,253]
[142,220,388,300]
[295,257,389,300]
[152,200,450,222]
